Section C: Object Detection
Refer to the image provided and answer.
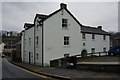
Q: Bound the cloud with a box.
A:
[2,2,59,32]
[2,2,118,32]
[68,2,118,32]
[0,2,2,30]
[2,0,120,2]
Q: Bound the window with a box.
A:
[62,19,68,28]
[103,48,106,52]
[36,19,40,29]
[103,35,106,40]
[29,38,31,45]
[64,54,70,57]
[24,39,26,45]
[64,36,69,45]
[91,48,95,53]
[82,33,86,39]
[36,54,39,60]
[92,34,95,39]
[23,52,26,61]
[83,43,85,46]
[37,23,39,28]
[36,36,38,45]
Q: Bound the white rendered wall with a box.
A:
[44,9,82,66]
[23,27,34,64]
[21,32,24,62]
[81,34,110,53]
[43,9,110,66]
[34,17,43,66]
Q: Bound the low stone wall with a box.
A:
[76,64,120,73]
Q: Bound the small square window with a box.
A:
[103,48,106,52]
[91,48,95,53]
[83,43,85,46]
[64,54,70,57]
[82,33,86,39]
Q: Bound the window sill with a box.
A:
[92,39,95,41]
[82,39,86,41]
[63,45,70,48]
[62,27,68,30]
[103,40,106,42]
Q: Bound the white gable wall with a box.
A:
[44,9,82,66]
[23,27,34,64]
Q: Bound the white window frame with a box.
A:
[64,36,70,46]
[91,48,95,53]
[103,48,106,52]
[62,18,68,28]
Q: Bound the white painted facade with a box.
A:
[21,3,110,66]
[21,26,35,64]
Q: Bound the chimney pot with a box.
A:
[60,3,67,9]
[98,26,102,30]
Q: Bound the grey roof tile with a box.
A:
[81,26,109,35]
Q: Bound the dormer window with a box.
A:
[62,18,68,28]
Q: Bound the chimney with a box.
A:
[98,26,102,30]
[60,3,67,9]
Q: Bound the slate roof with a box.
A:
[36,14,48,19]
[81,26,109,35]
[24,23,34,30]
[34,14,48,23]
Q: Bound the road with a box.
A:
[2,58,52,80]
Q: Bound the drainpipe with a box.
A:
[34,24,36,64]
[42,22,44,67]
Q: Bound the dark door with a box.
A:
[29,52,31,64]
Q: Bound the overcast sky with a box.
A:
[1,0,119,32]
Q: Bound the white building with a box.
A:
[21,3,110,66]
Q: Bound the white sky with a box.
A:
[1,0,119,32]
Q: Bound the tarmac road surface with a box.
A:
[2,58,52,80]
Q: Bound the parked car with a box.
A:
[108,45,120,56]
[66,56,77,68]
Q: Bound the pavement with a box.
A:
[4,56,120,80]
